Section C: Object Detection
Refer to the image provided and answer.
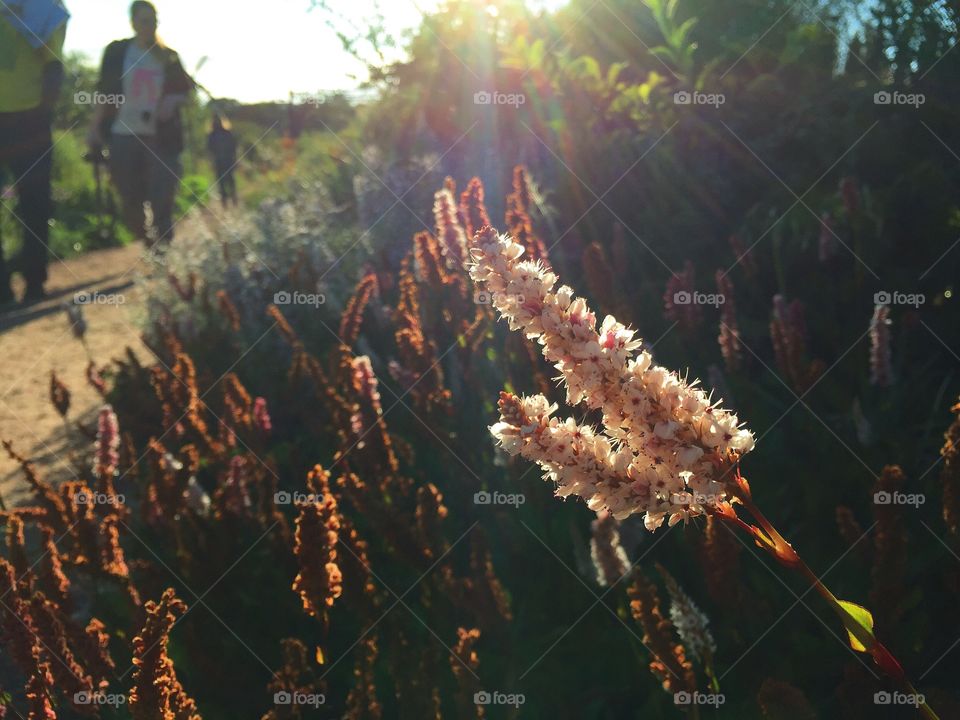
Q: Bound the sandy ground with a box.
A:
[0,242,150,507]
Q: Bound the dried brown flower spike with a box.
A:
[50,371,71,419]
[940,398,960,534]
[627,573,696,696]
[292,466,343,618]
[129,588,201,720]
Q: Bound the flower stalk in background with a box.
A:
[627,571,696,697]
[715,270,741,373]
[663,260,702,332]
[818,211,839,262]
[589,511,630,587]
[471,227,939,719]
[505,165,550,267]
[657,563,718,689]
[459,177,491,239]
[770,294,823,393]
[253,396,273,437]
[292,465,344,619]
[869,303,894,387]
[94,404,120,483]
[434,188,469,269]
[49,371,70,420]
[942,398,960,535]
[129,589,201,720]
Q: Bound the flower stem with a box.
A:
[721,473,940,720]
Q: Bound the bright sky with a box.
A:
[62,0,435,102]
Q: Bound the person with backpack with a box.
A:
[0,0,68,303]
[207,113,238,208]
[86,0,192,246]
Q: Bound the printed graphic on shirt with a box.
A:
[113,44,164,136]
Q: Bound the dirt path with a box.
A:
[0,242,150,507]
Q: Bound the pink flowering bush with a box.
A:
[472,227,753,527]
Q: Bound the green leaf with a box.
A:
[649,46,677,66]
[570,55,601,81]
[607,61,628,86]
[671,17,698,48]
[529,38,545,67]
[837,600,876,652]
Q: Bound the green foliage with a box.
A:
[54,51,100,131]
[644,0,698,78]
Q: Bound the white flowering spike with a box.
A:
[473,228,755,530]
[869,304,894,387]
[590,511,631,586]
[659,565,716,664]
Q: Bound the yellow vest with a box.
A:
[0,18,66,112]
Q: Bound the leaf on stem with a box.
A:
[837,599,876,652]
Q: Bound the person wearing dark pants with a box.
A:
[107,132,181,242]
[207,113,238,208]
[87,1,192,246]
[0,0,68,304]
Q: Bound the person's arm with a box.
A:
[87,43,113,149]
[39,23,66,114]
[40,60,63,111]
[157,49,193,121]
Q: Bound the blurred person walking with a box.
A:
[0,0,68,303]
[207,113,238,208]
[86,0,192,246]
